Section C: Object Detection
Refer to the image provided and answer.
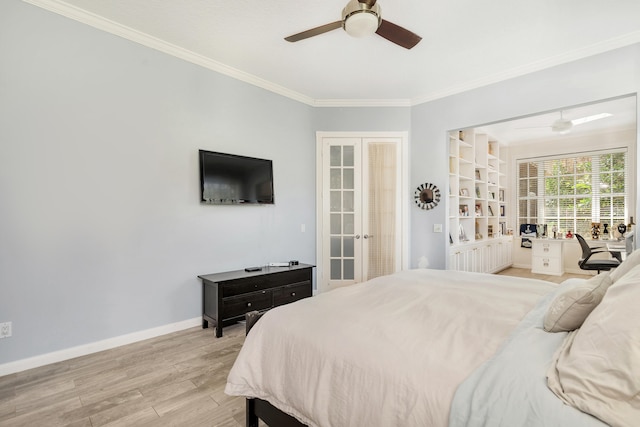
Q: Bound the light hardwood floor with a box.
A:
[0,324,248,427]
[0,267,589,427]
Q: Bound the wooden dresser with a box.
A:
[198,264,314,337]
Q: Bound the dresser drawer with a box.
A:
[222,290,272,319]
[273,281,312,306]
[532,256,563,275]
[221,277,268,298]
[532,241,562,257]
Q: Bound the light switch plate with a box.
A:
[433,224,443,233]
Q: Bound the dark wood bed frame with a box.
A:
[244,311,309,427]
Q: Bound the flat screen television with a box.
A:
[199,150,274,204]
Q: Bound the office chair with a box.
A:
[575,233,622,274]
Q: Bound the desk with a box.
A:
[606,242,626,260]
[531,239,564,276]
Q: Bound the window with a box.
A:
[517,149,628,236]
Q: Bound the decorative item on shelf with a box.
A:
[475,169,481,180]
[591,222,601,240]
[475,220,482,240]
[459,224,468,241]
[414,182,441,210]
[459,188,469,197]
[475,186,481,198]
[566,230,573,239]
[499,189,505,202]
[617,223,627,238]
[520,223,537,249]
[602,223,609,239]
[490,191,496,200]
[488,144,494,155]
[499,205,505,217]
[552,225,558,239]
[449,233,453,244]
[475,204,483,216]
[488,225,494,238]
[459,204,469,216]
[542,224,548,238]
[458,130,464,141]
[488,206,494,216]
[628,216,635,231]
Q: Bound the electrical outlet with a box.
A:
[0,322,12,338]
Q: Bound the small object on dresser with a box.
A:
[245,266,262,272]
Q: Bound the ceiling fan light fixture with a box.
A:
[344,11,379,37]
[342,0,381,38]
[551,119,573,135]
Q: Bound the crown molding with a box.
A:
[22,0,640,109]
[410,31,640,107]
[23,0,318,106]
[314,98,412,108]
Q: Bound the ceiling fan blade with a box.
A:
[376,19,422,49]
[358,0,378,6]
[285,21,343,43]
[571,113,612,126]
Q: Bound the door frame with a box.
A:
[315,131,410,293]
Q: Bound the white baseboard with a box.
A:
[0,317,202,377]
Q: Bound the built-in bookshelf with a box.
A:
[448,130,511,272]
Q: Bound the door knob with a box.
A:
[364,234,374,239]
[354,235,361,239]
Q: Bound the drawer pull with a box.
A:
[247,302,252,307]
[291,292,296,297]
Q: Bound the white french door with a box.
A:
[316,132,408,293]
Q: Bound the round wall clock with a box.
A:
[414,183,441,210]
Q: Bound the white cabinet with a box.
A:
[449,236,513,273]
[448,128,511,272]
[531,239,564,276]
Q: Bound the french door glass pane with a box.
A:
[330,169,341,189]
[330,146,341,166]
[343,259,354,280]
[343,213,354,234]
[343,146,354,167]
[330,259,341,280]
[330,237,341,257]
[330,191,341,211]
[330,214,341,234]
[343,237,354,257]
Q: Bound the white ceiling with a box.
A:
[28,0,640,106]
[478,96,637,145]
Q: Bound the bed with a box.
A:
[225,262,640,427]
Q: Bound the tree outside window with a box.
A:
[517,150,627,237]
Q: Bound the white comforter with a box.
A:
[225,269,555,427]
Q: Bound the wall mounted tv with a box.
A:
[199,150,274,205]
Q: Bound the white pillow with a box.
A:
[547,264,640,427]
[609,247,640,283]
[543,272,612,332]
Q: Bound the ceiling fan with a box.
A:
[521,111,613,135]
[284,0,422,50]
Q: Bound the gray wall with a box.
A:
[410,44,640,269]
[0,1,316,364]
[1,0,639,366]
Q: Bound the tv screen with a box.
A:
[199,150,274,204]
